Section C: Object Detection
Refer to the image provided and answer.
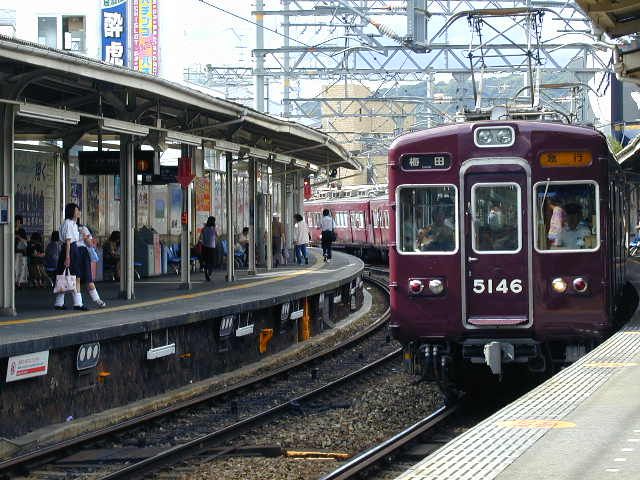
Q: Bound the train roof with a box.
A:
[390,120,605,151]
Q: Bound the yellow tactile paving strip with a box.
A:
[0,255,325,327]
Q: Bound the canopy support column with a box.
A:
[225,151,235,282]
[248,157,256,275]
[119,136,135,300]
[0,104,15,316]
[180,145,192,290]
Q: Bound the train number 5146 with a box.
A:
[473,279,523,294]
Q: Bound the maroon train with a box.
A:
[304,195,391,259]
[388,120,627,387]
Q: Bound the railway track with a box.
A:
[1,275,395,480]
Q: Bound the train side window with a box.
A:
[533,181,599,252]
[397,185,457,254]
[471,183,521,254]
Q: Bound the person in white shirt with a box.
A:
[77,223,106,308]
[54,203,88,310]
[320,208,335,262]
[293,213,310,265]
[555,203,591,249]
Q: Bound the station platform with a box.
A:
[1,249,362,358]
[395,263,640,480]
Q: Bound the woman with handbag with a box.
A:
[320,208,335,263]
[54,203,89,311]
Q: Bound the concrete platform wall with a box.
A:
[0,280,363,438]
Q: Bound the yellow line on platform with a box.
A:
[0,255,325,327]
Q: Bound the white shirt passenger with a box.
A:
[320,215,334,232]
[294,220,310,245]
[555,224,591,249]
[60,219,80,243]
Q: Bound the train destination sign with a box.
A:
[540,151,592,168]
[401,153,451,170]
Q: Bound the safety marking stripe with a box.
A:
[0,253,326,327]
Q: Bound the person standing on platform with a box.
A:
[293,213,310,265]
[54,203,88,310]
[320,208,335,263]
[77,223,106,308]
[45,231,62,271]
[272,213,285,267]
[200,216,217,281]
[239,226,249,268]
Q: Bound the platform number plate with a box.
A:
[472,279,523,294]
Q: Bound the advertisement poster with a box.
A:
[133,0,159,75]
[137,185,150,226]
[6,350,49,383]
[85,176,100,232]
[169,184,182,235]
[70,182,83,212]
[15,152,54,235]
[102,0,128,66]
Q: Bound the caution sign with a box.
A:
[6,350,49,383]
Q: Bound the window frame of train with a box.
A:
[532,180,600,254]
[395,184,459,255]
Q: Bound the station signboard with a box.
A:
[6,350,49,382]
[141,165,178,185]
[102,0,128,67]
[78,150,154,175]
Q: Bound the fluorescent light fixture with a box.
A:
[17,103,80,125]
[165,130,202,147]
[146,343,176,360]
[250,147,270,160]
[101,118,149,136]
[214,139,241,154]
[293,159,307,169]
[273,154,291,165]
[307,163,320,173]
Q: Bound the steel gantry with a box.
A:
[187,1,612,167]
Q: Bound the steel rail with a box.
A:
[0,276,389,477]
[101,348,402,479]
[319,403,459,480]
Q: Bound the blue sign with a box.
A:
[102,0,127,67]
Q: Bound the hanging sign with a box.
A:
[102,0,128,67]
[133,0,159,75]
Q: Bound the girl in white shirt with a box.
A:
[78,223,106,307]
[54,203,88,310]
[293,213,310,265]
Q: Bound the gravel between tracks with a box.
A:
[180,365,443,480]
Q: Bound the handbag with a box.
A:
[54,268,76,294]
[331,230,337,241]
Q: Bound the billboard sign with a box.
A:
[133,0,159,75]
[101,0,128,67]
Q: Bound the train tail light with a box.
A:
[551,278,567,293]
[572,277,588,293]
[409,279,424,294]
[428,279,444,295]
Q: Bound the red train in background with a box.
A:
[304,187,391,260]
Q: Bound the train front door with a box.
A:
[462,161,531,328]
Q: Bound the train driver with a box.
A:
[415,198,455,252]
[554,203,591,249]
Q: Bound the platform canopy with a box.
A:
[576,0,640,84]
[0,35,360,171]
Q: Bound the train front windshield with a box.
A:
[398,186,457,253]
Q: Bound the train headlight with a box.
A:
[476,129,493,145]
[474,126,515,148]
[495,128,513,144]
[428,279,444,295]
[409,279,424,295]
[551,277,567,293]
[572,277,588,293]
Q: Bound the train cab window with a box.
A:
[534,182,599,252]
[471,183,521,253]
[397,185,457,254]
